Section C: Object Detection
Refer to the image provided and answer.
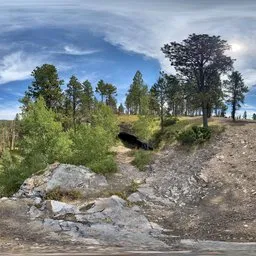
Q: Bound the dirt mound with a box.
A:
[139,120,256,242]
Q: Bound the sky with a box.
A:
[0,0,256,119]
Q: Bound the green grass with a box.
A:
[153,117,225,148]
[131,149,153,171]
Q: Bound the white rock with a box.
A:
[45,200,79,215]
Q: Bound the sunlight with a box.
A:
[231,42,244,52]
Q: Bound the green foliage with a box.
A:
[125,71,149,115]
[91,103,119,143]
[24,64,63,110]
[176,126,211,145]
[69,125,117,174]
[80,80,94,120]
[65,75,83,130]
[45,186,83,201]
[131,150,153,171]
[118,103,125,114]
[162,117,178,127]
[162,34,233,127]
[133,115,158,141]
[87,155,117,174]
[0,149,24,196]
[0,98,74,196]
[224,71,248,120]
[20,97,73,168]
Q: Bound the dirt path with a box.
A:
[107,145,148,192]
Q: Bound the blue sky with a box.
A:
[0,0,256,119]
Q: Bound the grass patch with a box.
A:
[88,155,118,174]
[101,180,142,201]
[45,186,83,202]
[117,114,139,124]
[131,149,153,171]
[153,117,224,148]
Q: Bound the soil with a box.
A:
[0,118,256,252]
[142,119,256,243]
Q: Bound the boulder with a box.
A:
[14,163,108,199]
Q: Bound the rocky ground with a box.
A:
[0,118,256,253]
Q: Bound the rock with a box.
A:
[29,206,44,220]
[14,163,108,199]
[43,218,62,232]
[127,192,145,203]
[86,195,126,214]
[44,200,79,215]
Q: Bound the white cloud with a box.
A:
[1,1,256,86]
[63,46,99,56]
[0,103,20,120]
[0,51,45,84]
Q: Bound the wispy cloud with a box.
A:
[63,46,99,56]
[0,51,45,84]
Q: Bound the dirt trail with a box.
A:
[107,145,148,191]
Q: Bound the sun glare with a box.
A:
[231,42,244,52]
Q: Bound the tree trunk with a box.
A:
[202,101,208,128]
[231,103,236,121]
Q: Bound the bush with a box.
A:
[91,103,119,143]
[69,125,117,174]
[20,97,73,168]
[0,150,25,196]
[88,155,117,174]
[162,117,178,127]
[131,149,153,171]
[176,126,211,145]
[133,115,158,141]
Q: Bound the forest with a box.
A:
[0,33,251,197]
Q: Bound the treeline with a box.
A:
[0,33,252,196]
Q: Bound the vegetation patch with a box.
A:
[45,187,83,202]
[176,126,211,145]
[131,149,153,171]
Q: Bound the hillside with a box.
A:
[0,118,256,253]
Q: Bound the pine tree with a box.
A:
[118,103,125,114]
[125,71,149,115]
[96,80,107,102]
[243,111,247,120]
[80,80,94,122]
[162,34,233,127]
[65,75,83,131]
[24,64,64,110]
[224,71,248,120]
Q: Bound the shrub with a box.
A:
[133,115,158,141]
[131,149,153,171]
[20,97,73,168]
[162,117,178,127]
[0,150,24,196]
[88,155,117,174]
[176,126,211,145]
[69,125,117,174]
[91,103,119,143]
